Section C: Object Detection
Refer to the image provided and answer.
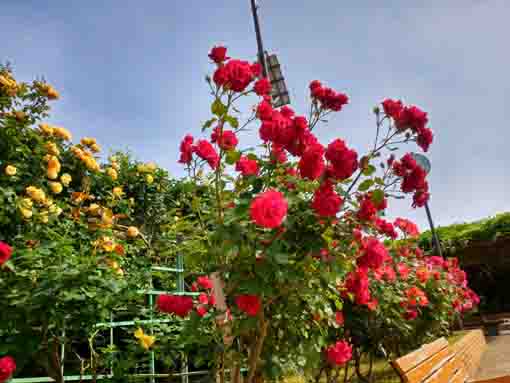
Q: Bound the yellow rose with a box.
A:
[106,167,118,180]
[101,237,115,252]
[136,164,147,173]
[45,142,60,156]
[53,126,72,141]
[39,83,59,100]
[127,226,140,238]
[39,211,49,224]
[42,198,54,208]
[4,165,16,176]
[48,204,62,216]
[60,173,72,187]
[84,157,100,172]
[112,187,123,198]
[20,198,33,209]
[101,208,114,226]
[39,123,54,136]
[26,186,46,203]
[20,208,33,219]
[80,137,96,146]
[47,157,61,179]
[49,182,63,194]
[145,162,157,172]
[111,161,120,171]
[134,328,155,350]
[89,143,101,153]
[145,174,154,184]
[87,203,101,216]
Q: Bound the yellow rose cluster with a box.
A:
[35,81,60,100]
[137,162,157,184]
[80,137,101,154]
[21,186,62,222]
[0,71,19,97]
[71,145,100,172]
[38,124,72,141]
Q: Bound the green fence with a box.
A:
[11,254,207,383]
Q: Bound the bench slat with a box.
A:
[393,338,449,375]
[405,347,452,383]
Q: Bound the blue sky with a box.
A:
[2,0,509,230]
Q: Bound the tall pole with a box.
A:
[424,201,443,258]
[250,0,269,78]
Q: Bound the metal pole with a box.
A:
[424,201,443,258]
[250,0,269,78]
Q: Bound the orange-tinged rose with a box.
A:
[90,143,101,153]
[45,142,60,156]
[106,168,118,180]
[39,123,54,136]
[53,126,72,141]
[112,187,123,198]
[26,186,46,203]
[127,226,139,238]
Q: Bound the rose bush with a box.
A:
[164,45,477,383]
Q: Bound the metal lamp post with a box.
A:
[250,0,291,107]
[410,152,443,258]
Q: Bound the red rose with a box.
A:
[156,294,193,317]
[298,143,325,180]
[311,82,349,112]
[0,241,12,265]
[394,217,419,237]
[396,263,410,280]
[412,189,430,208]
[193,140,219,169]
[257,100,273,120]
[253,78,272,96]
[198,293,209,305]
[381,99,403,119]
[213,66,229,87]
[395,105,428,132]
[404,309,418,320]
[271,145,287,164]
[280,105,295,118]
[311,182,343,217]
[335,311,344,326]
[208,46,229,64]
[325,139,358,180]
[344,268,371,306]
[251,62,262,77]
[309,80,322,92]
[0,356,16,382]
[208,294,216,306]
[235,294,261,317]
[250,190,288,228]
[375,218,398,239]
[197,276,214,290]
[178,134,194,165]
[357,237,389,270]
[211,128,238,150]
[325,340,353,366]
[356,195,377,222]
[196,305,208,317]
[235,156,259,176]
[226,59,257,92]
[416,126,433,152]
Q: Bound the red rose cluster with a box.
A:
[382,99,433,152]
[310,80,349,112]
[394,217,420,237]
[357,236,390,270]
[325,340,353,366]
[0,241,12,265]
[356,193,386,222]
[178,134,220,170]
[325,139,358,180]
[191,275,216,317]
[0,356,16,383]
[235,294,261,317]
[235,155,259,176]
[391,153,430,208]
[211,126,238,151]
[401,286,429,320]
[213,55,261,93]
[343,268,373,307]
[156,294,194,318]
[311,181,343,217]
[375,218,398,239]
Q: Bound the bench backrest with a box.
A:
[392,330,487,383]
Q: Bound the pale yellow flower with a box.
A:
[145,162,157,172]
[145,174,154,184]
[101,237,115,252]
[111,161,120,171]
[134,328,156,350]
[53,126,72,141]
[101,208,114,226]
[127,226,140,238]
[112,187,123,198]
[60,173,72,187]
[45,142,60,156]
[49,182,63,194]
[26,186,46,203]
[48,204,62,216]
[39,211,49,224]
[4,165,17,176]
[20,198,33,209]
[106,167,118,180]
[84,157,100,172]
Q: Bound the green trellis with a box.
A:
[11,254,207,383]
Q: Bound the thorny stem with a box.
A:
[246,308,269,383]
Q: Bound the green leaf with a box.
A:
[371,189,385,204]
[247,153,258,161]
[374,177,385,185]
[225,150,241,165]
[362,164,376,176]
[358,179,374,191]
[211,99,227,117]
[201,117,217,132]
[224,115,239,129]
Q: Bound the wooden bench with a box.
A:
[392,330,487,383]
